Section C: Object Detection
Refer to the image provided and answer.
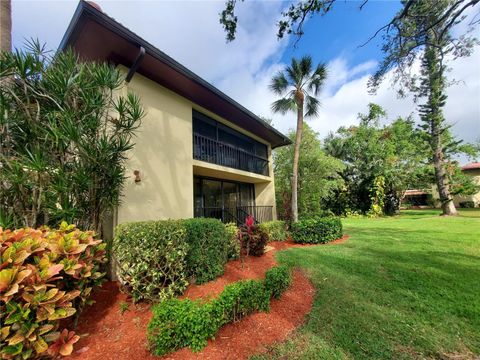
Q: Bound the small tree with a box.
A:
[324,103,431,215]
[274,122,344,220]
[0,42,144,232]
[270,56,327,222]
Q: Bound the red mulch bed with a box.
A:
[70,235,349,360]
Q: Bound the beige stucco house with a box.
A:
[453,162,480,207]
[403,162,480,208]
[59,1,291,230]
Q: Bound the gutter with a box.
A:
[125,46,145,83]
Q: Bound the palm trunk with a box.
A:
[291,96,304,222]
[0,0,12,53]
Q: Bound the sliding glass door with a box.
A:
[193,176,254,222]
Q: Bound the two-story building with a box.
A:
[59,1,291,230]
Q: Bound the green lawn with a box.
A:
[254,209,480,360]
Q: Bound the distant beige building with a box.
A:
[59,2,291,231]
[453,162,480,207]
[403,162,480,209]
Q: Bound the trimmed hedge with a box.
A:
[113,218,234,301]
[113,220,189,302]
[147,298,218,354]
[264,265,292,299]
[147,266,291,356]
[183,218,230,284]
[259,220,289,242]
[291,216,343,244]
[0,223,106,359]
[215,279,270,323]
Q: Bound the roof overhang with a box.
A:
[461,162,480,171]
[59,1,291,149]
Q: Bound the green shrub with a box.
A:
[225,222,240,260]
[291,216,343,244]
[147,266,290,356]
[299,209,335,219]
[214,280,270,323]
[459,201,475,208]
[259,220,289,242]
[113,220,189,302]
[264,265,292,299]
[0,223,106,359]
[183,218,230,284]
[148,298,218,355]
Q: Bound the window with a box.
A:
[193,110,268,160]
[193,176,255,222]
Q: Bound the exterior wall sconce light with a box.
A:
[134,170,141,183]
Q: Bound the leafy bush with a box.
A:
[299,209,335,219]
[0,43,143,232]
[238,216,268,257]
[113,220,189,302]
[148,266,290,356]
[148,298,218,355]
[214,280,270,323]
[225,222,240,260]
[0,222,106,359]
[291,217,343,244]
[264,265,292,299]
[459,201,476,208]
[183,218,230,284]
[259,220,289,242]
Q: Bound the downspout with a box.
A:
[125,46,145,83]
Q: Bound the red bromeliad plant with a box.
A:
[237,215,268,257]
[0,222,106,359]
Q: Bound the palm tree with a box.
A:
[270,56,327,222]
[0,0,12,52]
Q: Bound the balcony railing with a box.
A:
[194,206,273,224]
[193,133,269,176]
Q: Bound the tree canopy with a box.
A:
[324,103,431,215]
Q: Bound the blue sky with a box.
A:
[11,1,480,164]
[281,1,401,68]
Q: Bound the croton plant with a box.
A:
[0,222,106,359]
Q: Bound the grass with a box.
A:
[253,209,480,360]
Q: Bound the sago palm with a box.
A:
[270,55,327,222]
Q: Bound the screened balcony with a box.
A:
[192,110,269,176]
[193,176,273,224]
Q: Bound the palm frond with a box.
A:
[287,57,304,86]
[271,98,296,115]
[308,63,328,95]
[299,56,313,80]
[269,71,290,95]
[305,94,320,117]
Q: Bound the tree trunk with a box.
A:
[431,119,457,215]
[0,0,12,53]
[291,94,304,223]
[422,42,457,216]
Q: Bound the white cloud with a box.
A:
[11,0,480,163]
